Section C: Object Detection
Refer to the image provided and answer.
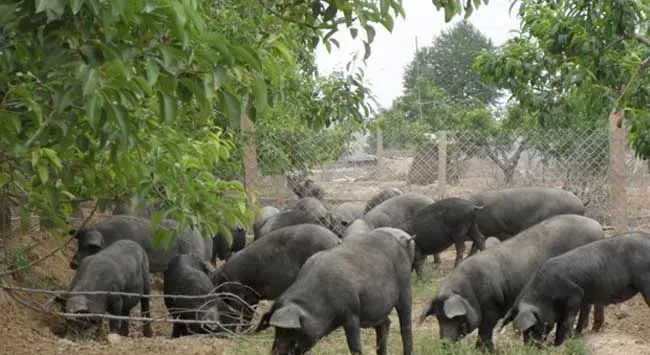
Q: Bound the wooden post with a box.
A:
[376,128,384,170]
[609,111,627,233]
[438,131,447,197]
[241,101,259,210]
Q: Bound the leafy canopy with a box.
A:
[473,0,650,158]
[0,0,492,246]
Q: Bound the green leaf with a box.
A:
[363,41,372,60]
[221,91,241,127]
[85,94,102,129]
[365,25,376,43]
[253,75,268,114]
[0,4,19,24]
[42,148,62,169]
[35,0,65,21]
[69,0,84,14]
[38,165,49,184]
[83,68,98,96]
[146,58,160,86]
[109,103,129,146]
[158,91,178,122]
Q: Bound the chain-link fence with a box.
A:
[247,124,650,233]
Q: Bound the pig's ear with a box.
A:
[86,230,103,248]
[269,304,303,329]
[513,309,537,333]
[443,294,480,329]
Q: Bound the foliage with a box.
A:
[403,20,500,109]
[473,0,650,159]
[0,0,374,243]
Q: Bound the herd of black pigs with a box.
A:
[52,180,650,355]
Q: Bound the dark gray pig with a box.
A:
[164,253,221,338]
[255,197,331,240]
[466,187,586,255]
[68,215,212,273]
[501,232,650,346]
[330,201,366,234]
[212,221,247,262]
[364,187,404,213]
[364,192,441,266]
[210,223,341,329]
[56,239,153,339]
[341,218,372,239]
[256,227,415,355]
[253,206,280,239]
[364,193,433,229]
[419,214,604,351]
[411,197,487,269]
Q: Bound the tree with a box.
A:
[0,0,492,242]
[0,0,382,242]
[403,20,500,109]
[473,0,650,159]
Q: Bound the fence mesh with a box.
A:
[249,126,650,233]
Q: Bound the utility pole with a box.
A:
[415,36,424,122]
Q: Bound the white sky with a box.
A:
[315,0,521,111]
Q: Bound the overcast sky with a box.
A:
[314,0,521,111]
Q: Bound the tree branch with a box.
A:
[633,34,650,48]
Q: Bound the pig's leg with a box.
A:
[343,316,363,354]
[374,318,391,355]
[592,304,605,331]
[574,302,591,335]
[433,253,441,265]
[171,321,183,338]
[475,312,498,352]
[108,298,125,336]
[395,289,413,355]
[555,297,582,346]
[140,296,153,337]
[412,250,426,279]
[453,239,466,268]
[467,223,486,254]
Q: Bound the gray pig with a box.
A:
[253,206,280,239]
[466,187,586,255]
[330,201,366,235]
[212,221,247,262]
[255,198,331,240]
[256,227,415,355]
[164,253,221,338]
[364,192,442,266]
[56,239,153,339]
[501,232,650,346]
[210,223,341,329]
[364,187,404,213]
[411,197,487,269]
[69,215,212,273]
[341,218,372,239]
[419,214,604,351]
